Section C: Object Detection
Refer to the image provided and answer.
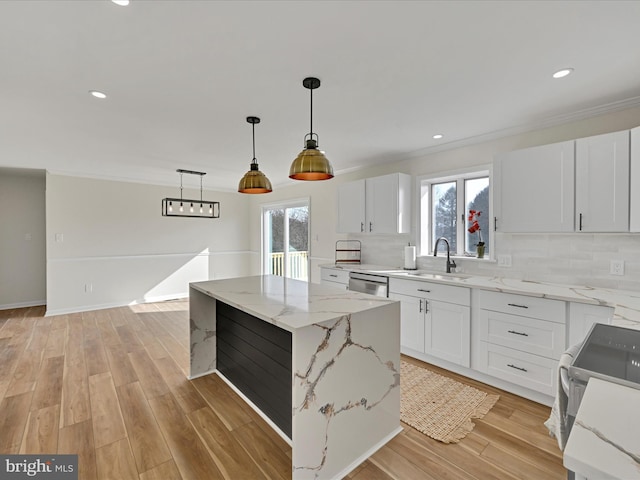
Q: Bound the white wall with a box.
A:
[46,174,251,315]
[249,105,640,290]
[0,170,46,309]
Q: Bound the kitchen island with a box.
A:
[189,275,401,480]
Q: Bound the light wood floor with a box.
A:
[0,301,566,479]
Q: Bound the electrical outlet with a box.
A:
[610,260,624,276]
[84,283,93,293]
[497,254,512,267]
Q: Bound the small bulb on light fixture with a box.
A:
[200,204,203,214]
[179,202,184,212]
[433,134,443,139]
[169,201,173,212]
[189,202,194,213]
[89,90,107,99]
[209,205,213,214]
[552,68,574,79]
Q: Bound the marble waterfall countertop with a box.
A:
[322,263,640,328]
[190,274,396,331]
[564,377,640,479]
[189,275,401,480]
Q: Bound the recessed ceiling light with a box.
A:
[111,0,130,6]
[552,68,574,79]
[433,134,443,140]
[89,90,107,99]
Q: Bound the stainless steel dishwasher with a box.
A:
[348,272,389,297]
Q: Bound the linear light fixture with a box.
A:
[162,169,220,219]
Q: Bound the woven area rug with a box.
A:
[401,361,499,444]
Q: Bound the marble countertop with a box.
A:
[563,377,640,479]
[322,264,640,328]
[190,275,396,332]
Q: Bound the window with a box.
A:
[419,169,490,258]
[262,199,310,281]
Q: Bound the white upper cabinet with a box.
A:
[494,140,575,232]
[337,173,411,234]
[337,179,365,233]
[629,127,640,232]
[575,130,630,232]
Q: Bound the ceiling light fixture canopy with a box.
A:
[289,77,334,181]
[162,169,220,218]
[238,116,272,194]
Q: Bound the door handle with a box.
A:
[508,330,529,337]
[424,300,429,313]
[507,363,528,372]
[361,222,364,232]
[579,213,583,231]
[419,299,423,313]
[507,303,529,309]
[369,222,373,232]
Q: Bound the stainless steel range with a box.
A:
[567,322,640,420]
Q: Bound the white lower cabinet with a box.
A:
[476,290,566,397]
[390,278,470,367]
[567,302,613,346]
[320,267,349,290]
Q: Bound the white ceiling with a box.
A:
[1,0,639,191]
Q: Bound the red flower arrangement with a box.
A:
[467,210,484,246]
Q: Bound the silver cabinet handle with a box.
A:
[507,303,529,309]
[424,300,429,313]
[507,364,528,372]
[508,330,529,337]
[369,222,373,232]
[579,213,583,231]
[419,299,423,313]
[360,222,364,232]
[417,288,431,293]
[329,274,338,278]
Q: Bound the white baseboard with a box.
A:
[45,293,188,317]
[0,300,46,311]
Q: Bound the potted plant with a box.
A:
[467,209,485,258]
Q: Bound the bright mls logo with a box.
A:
[0,455,77,480]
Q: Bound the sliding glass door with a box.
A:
[262,200,309,281]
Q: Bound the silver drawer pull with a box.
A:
[507,303,529,309]
[329,274,338,277]
[417,289,431,293]
[507,363,528,372]
[507,330,529,337]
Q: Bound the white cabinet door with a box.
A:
[576,130,630,232]
[568,303,613,347]
[494,140,575,232]
[390,292,425,353]
[629,127,640,231]
[336,179,365,233]
[364,173,411,234]
[425,300,470,367]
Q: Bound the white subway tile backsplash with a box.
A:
[348,232,640,290]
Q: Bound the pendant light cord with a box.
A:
[309,87,313,136]
[252,122,257,163]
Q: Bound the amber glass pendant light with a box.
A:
[289,77,334,181]
[238,116,272,194]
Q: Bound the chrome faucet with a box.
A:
[433,237,457,273]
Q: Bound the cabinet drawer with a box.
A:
[479,290,565,323]
[320,268,350,285]
[389,278,470,306]
[479,310,565,359]
[478,342,557,396]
